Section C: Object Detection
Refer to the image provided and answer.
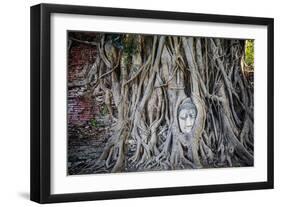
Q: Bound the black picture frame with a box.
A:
[30,3,274,204]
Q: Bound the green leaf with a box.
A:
[245,40,254,67]
[91,119,98,127]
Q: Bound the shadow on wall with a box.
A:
[18,192,29,200]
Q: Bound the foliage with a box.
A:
[123,35,138,54]
[101,105,108,116]
[245,40,254,67]
[91,119,98,127]
[110,34,123,49]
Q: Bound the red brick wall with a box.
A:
[68,97,94,126]
[67,40,97,126]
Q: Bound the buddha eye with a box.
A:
[179,115,186,120]
[179,112,188,120]
[190,113,196,118]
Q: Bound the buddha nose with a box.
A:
[186,116,192,126]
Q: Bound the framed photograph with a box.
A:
[30,3,274,203]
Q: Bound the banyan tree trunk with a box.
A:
[69,33,254,173]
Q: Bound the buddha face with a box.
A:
[178,100,197,133]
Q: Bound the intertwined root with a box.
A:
[70,34,254,173]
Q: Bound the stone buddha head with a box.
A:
[178,98,197,133]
